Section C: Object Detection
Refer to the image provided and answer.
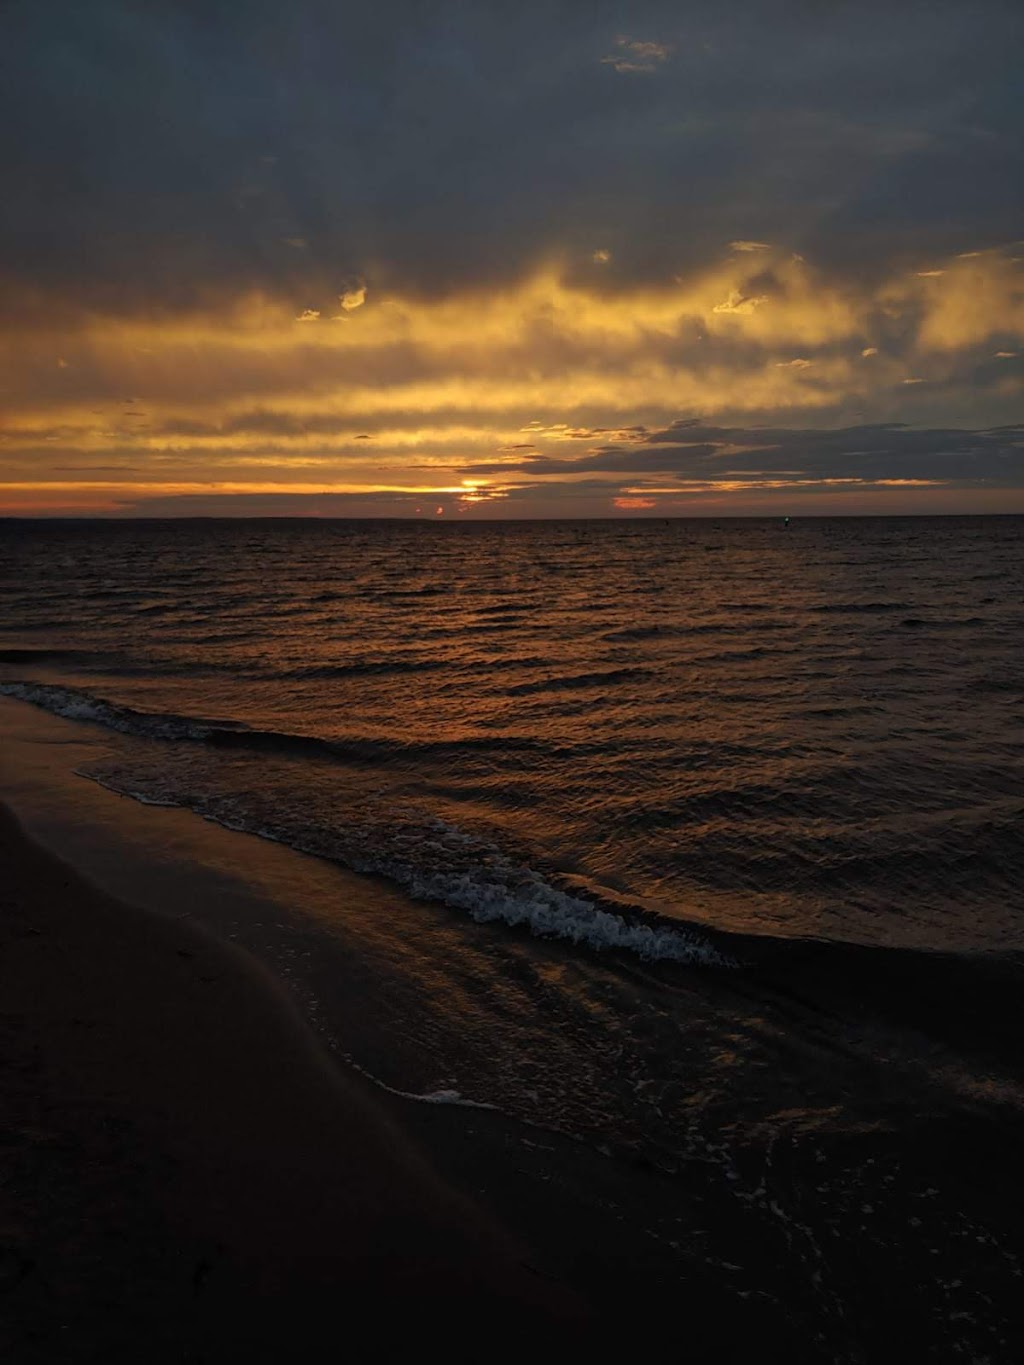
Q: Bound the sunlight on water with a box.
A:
[2,516,1022,955]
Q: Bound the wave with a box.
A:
[278,658,450,680]
[369,585,446,599]
[0,680,558,760]
[690,646,775,664]
[602,624,690,641]
[0,681,249,739]
[0,647,95,664]
[901,616,986,629]
[965,677,1024,695]
[81,786,731,969]
[799,702,885,718]
[131,602,180,616]
[190,629,263,645]
[810,601,911,614]
[603,620,789,642]
[71,586,162,601]
[401,845,731,965]
[504,667,653,696]
[2,679,730,968]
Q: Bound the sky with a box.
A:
[1,0,1022,518]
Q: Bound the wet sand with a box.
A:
[0,803,583,1361]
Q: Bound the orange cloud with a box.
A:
[2,246,1021,514]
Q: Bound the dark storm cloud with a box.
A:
[2,0,1022,318]
[461,443,717,476]
[461,422,1024,484]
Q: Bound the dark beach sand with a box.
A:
[0,803,584,1361]
[2,693,1022,1364]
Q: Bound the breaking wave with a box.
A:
[4,679,731,968]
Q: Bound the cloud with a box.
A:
[1,0,1022,518]
[459,442,718,477]
[1,2,1022,319]
[7,417,1019,518]
[601,36,672,74]
[3,246,1022,515]
[456,421,1024,494]
[713,290,769,315]
[637,419,1024,485]
[338,283,367,312]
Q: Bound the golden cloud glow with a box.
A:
[712,290,769,316]
[336,283,367,312]
[1,245,1021,513]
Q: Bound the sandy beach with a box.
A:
[0,800,587,1361]
[0,698,802,1361]
[1,695,1022,1363]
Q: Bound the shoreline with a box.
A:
[0,796,823,1365]
[0,699,796,1357]
[0,800,590,1361]
[3,695,1024,1361]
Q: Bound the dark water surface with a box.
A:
[2,516,1023,1358]
[2,516,1022,953]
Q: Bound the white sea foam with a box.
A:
[335,1052,498,1109]
[407,863,731,964]
[387,1086,497,1109]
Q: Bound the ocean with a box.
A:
[2,514,1023,1356]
